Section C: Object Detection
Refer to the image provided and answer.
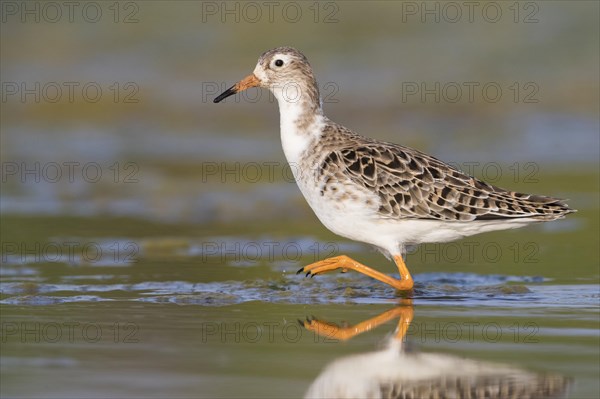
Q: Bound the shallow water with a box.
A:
[1,210,599,398]
[2,2,599,397]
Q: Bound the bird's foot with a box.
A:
[296,254,414,291]
[297,255,353,277]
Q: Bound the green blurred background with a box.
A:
[1,1,598,398]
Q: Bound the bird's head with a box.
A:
[214,47,319,106]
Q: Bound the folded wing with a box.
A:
[319,138,574,222]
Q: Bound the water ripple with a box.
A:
[1,273,597,309]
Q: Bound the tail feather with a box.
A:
[474,186,576,221]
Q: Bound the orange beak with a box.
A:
[214,74,260,103]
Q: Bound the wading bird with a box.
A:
[214,47,575,291]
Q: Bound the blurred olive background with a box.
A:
[1,1,598,223]
[1,1,598,398]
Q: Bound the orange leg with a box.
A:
[297,254,414,291]
[302,300,414,341]
[393,302,414,341]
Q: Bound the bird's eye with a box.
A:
[274,59,284,67]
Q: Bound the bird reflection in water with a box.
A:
[301,301,570,399]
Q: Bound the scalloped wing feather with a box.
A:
[318,134,574,222]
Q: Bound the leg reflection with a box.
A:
[301,299,413,341]
[301,301,570,399]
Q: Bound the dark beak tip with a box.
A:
[213,93,227,103]
[213,86,237,104]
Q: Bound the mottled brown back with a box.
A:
[314,123,575,222]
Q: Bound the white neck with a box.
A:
[272,87,325,164]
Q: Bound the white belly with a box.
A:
[278,114,534,257]
[294,169,533,256]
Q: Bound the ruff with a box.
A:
[214,46,575,291]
